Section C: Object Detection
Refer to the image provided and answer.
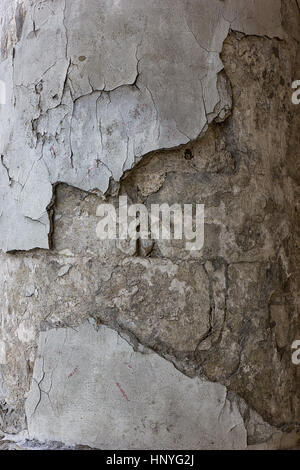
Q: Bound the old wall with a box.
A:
[0,0,299,450]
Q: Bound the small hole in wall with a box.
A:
[184,149,193,160]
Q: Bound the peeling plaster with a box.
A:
[0,0,284,252]
[25,321,247,450]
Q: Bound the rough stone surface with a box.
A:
[0,0,300,450]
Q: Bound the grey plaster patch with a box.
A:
[25,321,247,450]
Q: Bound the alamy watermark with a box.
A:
[290,80,300,365]
[292,340,300,365]
[292,80,300,105]
[96,196,204,251]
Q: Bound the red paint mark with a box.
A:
[116,382,129,401]
[87,160,98,176]
[68,367,78,378]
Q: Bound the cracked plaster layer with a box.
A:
[0,0,284,252]
[25,321,247,450]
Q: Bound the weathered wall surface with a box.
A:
[0,0,300,450]
[0,0,283,251]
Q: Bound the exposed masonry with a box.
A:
[0,0,300,450]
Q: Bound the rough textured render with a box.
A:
[0,0,300,451]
